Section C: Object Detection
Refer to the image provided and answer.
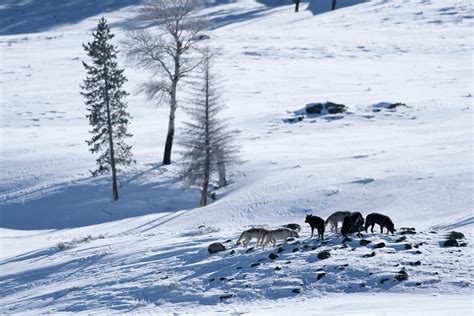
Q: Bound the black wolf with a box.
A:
[341,212,364,237]
[305,214,325,239]
[365,213,395,234]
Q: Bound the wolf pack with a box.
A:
[236,211,395,249]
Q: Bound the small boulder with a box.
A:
[395,236,407,243]
[246,247,255,253]
[269,253,279,260]
[277,247,285,253]
[410,260,421,266]
[317,272,326,280]
[274,266,281,271]
[219,293,234,300]
[374,242,386,249]
[443,239,459,247]
[229,249,236,255]
[399,227,416,235]
[250,262,260,268]
[395,270,409,281]
[292,288,302,294]
[317,250,331,260]
[363,251,376,258]
[292,247,300,253]
[360,239,371,246]
[447,231,465,240]
[208,242,226,254]
[404,244,413,250]
[380,278,390,284]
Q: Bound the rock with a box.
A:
[292,288,302,294]
[306,103,323,114]
[416,282,422,286]
[372,102,407,112]
[380,278,390,284]
[194,34,210,41]
[57,242,66,250]
[317,272,326,280]
[285,261,292,264]
[447,231,465,240]
[274,266,282,271]
[443,239,459,247]
[460,242,468,247]
[269,253,279,260]
[292,247,300,253]
[209,278,214,282]
[342,237,352,243]
[224,239,232,243]
[395,270,409,281]
[359,282,366,287]
[395,236,407,243]
[360,239,371,246]
[246,247,255,253]
[250,262,260,268]
[284,116,304,123]
[277,247,285,253]
[399,227,416,235]
[404,244,413,250]
[317,250,331,260]
[303,245,311,250]
[363,251,376,258]
[326,102,347,114]
[374,242,386,249]
[219,277,227,281]
[208,242,226,254]
[219,293,234,300]
[229,249,236,255]
[305,102,347,115]
[414,250,422,254]
[410,261,421,266]
[236,266,243,270]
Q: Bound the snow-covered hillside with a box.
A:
[1,0,473,314]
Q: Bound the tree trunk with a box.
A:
[200,61,211,207]
[295,0,300,12]
[104,74,119,201]
[332,0,337,11]
[163,79,177,165]
[218,150,226,187]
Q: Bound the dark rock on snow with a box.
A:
[360,239,371,246]
[374,242,386,249]
[363,251,376,258]
[395,269,409,281]
[208,242,226,254]
[317,272,326,280]
[269,253,279,260]
[317,250,331,260]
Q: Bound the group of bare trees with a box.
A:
[82,0,240,206]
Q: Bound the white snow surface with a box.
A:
[1,0,473,314]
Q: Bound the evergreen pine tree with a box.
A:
[81,17,134,201]
[179,49,240,207]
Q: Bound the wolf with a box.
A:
[261,228,299,249]
[325,211,351,234]
[236,228,269,248]
[341,212,364,237]
[365,213,395,234]
[282,223,301,233]
[305,214,325,239]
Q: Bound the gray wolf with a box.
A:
[262,228,299,248]
[365,213,395,234]
[325,211,351,234]
[341,212,364,237]
[236,228,269,248]
[305,214,325,239]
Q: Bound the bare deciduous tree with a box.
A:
[124,0,208,165]
[178,49,240,207]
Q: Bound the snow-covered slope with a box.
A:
[1,0,473,314]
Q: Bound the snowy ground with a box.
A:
[1,0,473,314]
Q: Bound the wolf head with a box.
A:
[305,214,312,223]
[290,230,300,238]
[386,220,395,234]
